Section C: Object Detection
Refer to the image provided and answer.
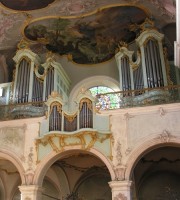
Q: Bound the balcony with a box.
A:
[0,85,180,121]
[94,85,180,110]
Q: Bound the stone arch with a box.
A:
[33,147,115,186]
[0,149,26,184]
[125,137,180,180]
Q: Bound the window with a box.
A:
[89,86,119,110]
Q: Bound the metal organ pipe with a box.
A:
[144,39,164,88]
[121,56,131,94]
[79,100,93,129]
[45,67,54,101]
[150,40,158,87]
[15,59,31,103]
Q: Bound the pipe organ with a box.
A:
[79,98,93,129]
[116,22,169,94]
[10,44,100,133]
[46,93,94,132]
[13,49,40,103]
[13,49,71,104]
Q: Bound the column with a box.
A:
[174,0,180,67]
[109,180,132,200]
[19,185,44,200]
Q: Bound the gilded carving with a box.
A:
[114,193,127,200]
[49,101,62,115]
[79,98,93,111]
[64,112,77,123]
[17,38,30,50]
[48,91,62,99]
[36,131,112,161]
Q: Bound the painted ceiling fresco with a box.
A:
[0,0,55,11]
[24,6,148,64]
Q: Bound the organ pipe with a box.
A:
[79,98,93,129]
[32,73,43,102]
[121,56,131,95]
[15,58,31,103]
[144,39,164,88]
[45,67,54,101]
[49,102,62,131]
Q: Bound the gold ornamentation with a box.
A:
[118,41,128,49]
[64,112,77,123]
[130,50,141,71]
[49,91,62,99]
[79,98,93,111]
[46,51,55,61]
[35,131,112,161]
[49,101,62,115]
[17,38,30,50]
[67,53,73,61]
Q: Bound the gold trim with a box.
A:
[20,3,150,67]
[49,101,62,115]
[64,112,77,123]
[79,98,93,111]
[143,36,158,47]
[0,0,58,13]
[36,131,112,162]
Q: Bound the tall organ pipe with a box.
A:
[121,56,131,93]
[15,58,31,103]
[144,39,164,88]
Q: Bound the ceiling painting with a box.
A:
[0,0,56,11]
[24,6,148,64]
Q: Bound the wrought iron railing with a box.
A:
[0,101,47,121]
[95,85,180,110]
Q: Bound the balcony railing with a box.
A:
[95,85,180,110]
[0,85,180,121]
[0,101,47,121]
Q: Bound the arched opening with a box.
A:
[0,159,21,200]
[131,146,180,200]
[38,150,112,200]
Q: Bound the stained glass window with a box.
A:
[89,86,119,110]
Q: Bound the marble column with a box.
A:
[109,180,132,200]
[19,185,44,200]
[174,0,180,67]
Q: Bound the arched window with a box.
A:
[89,86,119,110]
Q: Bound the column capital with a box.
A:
[109,180,132,189]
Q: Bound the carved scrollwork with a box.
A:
[36,131,112,162]
[158,130,175,143]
